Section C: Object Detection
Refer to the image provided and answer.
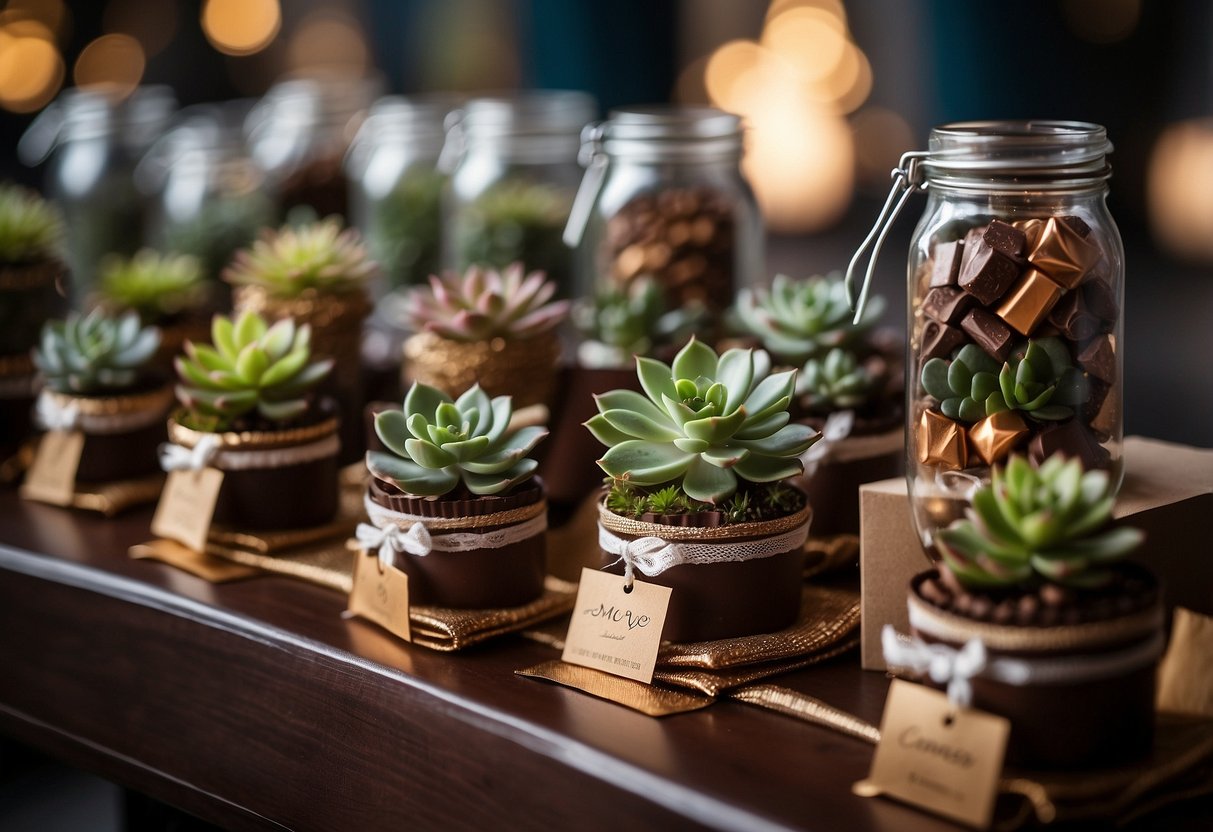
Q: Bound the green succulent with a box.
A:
[33,310,160,394]
[97,249,206,321]
[574,275,706,364]
[0,182,64,264]
[175,310,333,430]
[645,484,691,516]
[224,218,376,297]
[366,382,547,497]
[921,338,1088,425]
[587,338,820,504]
[798,348,879,411]
[936,454,1143,590]
[734,273,884,364]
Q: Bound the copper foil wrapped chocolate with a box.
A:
[969,411,1029,466]
[1013,218,1047,251]
[996,268,1064,336]
[917,409,967,470]
[1028,216,1101,289]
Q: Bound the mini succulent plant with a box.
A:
[97,249,206,321]
[223,218,376,297]
[404,263,571,343]
[367,382,547,496]
[574,276,705,363]
[33,310,160,395]
[936,454,1143,590]
[734,273,884,365]
[922,338,1088,424]
[798,348,880,411]
[587,338,820,504]
[0,182,64,265]
[175,310,333,430]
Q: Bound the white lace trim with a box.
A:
[158,433,339,472]
[597,519,810,583]
[35,389,165,435]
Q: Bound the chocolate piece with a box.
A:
[1082,377,1110,423]
[958,240,1021,305]
[920,319,966,362]
[1077,333,1116,384]
[1090,384,1121,441]
[969,411,1029,466]
[929,239,964,288]
[1061,214,1091,238]
[1081,273,1118,322]
[917,409,967,470]
[922,285,975,324]
[1033,322,1063,338]
[960,307,1013,362]
[995,268,1064,336]
[1013,218,1047,251]
[1047,291,1100,340]
[1028,217,1102,289]
[1028,419,1109,470]
[983,219,1027,258]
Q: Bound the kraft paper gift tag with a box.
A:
[345,550,412,643]
[150,468,224,553]
[562,567,672,684]
[20,430,84,506]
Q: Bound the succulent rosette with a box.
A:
[34,310,160,394]
[587,338,820,503]
[367,382,547,497]
[404,263,569,342]
[224,218,375,296]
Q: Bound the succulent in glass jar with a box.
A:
[573,275,706,365]
[454,180,569,281]
[174,310,333,430]
[936,454,1142,589]
[366,382,547,496]
[33,310,160,395]
[96,249,206,321]
[223,218,376,297]
[404,263,570,342]
[0,182,64,265]
[587,338,819,504]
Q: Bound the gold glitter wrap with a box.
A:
[168,412,340,451]
[70,473,165,516]
[728,684,882,744]
[407,576,577,651]
[597,501,812,542]
[232,284,370,371]
[803,533,860,578]
[516,660,713,716]
[653,636,859,697]
[369,496,547,532]
[403,330,559,408]
[45,385,175,420]
[0,259,63,291]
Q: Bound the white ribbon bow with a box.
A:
[35,392,81,431]
[609,535,685,585]
[801,409,855,480]
[355,521,433,569]
[158,434,221,472]
[882,625,988,708]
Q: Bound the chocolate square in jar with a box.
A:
[1048,291,1101,341]
[983,219,1028,258]
[929,239,965,288]
[1028,217,1102,289]
[1077,333,1117,384]
[922,285,976,325]
[960,307,1014,362]
[1081,272,1118,324]
[958,240,1021,306]
[920,319,967,362]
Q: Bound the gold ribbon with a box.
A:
[167,413,340,451]
[43,385,174,419]
[365,493,547,532]
[597,501,812,542]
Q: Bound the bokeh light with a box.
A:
[1147,119,1213,262]
[286,10,369,76]
[73,33,145,98]
[0,27,63,112]
[201,0,280,57]
[852,106,915,192]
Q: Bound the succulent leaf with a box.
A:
[0,182,64,264]
[797,348,880,411]
[33,310,160,395]
[404,263,569,343]
[97,250,205,320]
[224,218,375,296]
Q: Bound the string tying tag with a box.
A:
[159,434,221,472]
[882,625,987,708]
[35,391,80,431]
[609,536,685,588]
[355,521,433,569]
[844,150,929,324]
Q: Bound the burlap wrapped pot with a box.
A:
[403,330,559,410]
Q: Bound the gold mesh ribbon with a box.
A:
[804,533,860,578]
[403,330,559,408]
[516,660,713,717]
[168,413,340,451]
[70,474,165,516]
[408,576,577,652]
[728,684,882,743]
[366,495,547,532]
[597,501,812,542]
[44,386,174,419]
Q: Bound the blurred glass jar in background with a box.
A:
[247,75,382,222]
[443,91,596,297]
[19,86,177,303]
[565,106,762,323]
[346,95,454,296]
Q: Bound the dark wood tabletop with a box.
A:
[0,490,1209,832]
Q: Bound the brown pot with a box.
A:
[0,354,37,467]
[167,405,340,532]
[597,496,810,643]
[906,566,1163,769]
[0,258,67,357]
[797,426,903,536]
[39,385,174,484]
[366,477,548,609]
[403,330,560,410]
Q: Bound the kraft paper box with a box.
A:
[860,436,1213,671]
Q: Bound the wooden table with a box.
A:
[0,491,1209,831]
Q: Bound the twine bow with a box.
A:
[801,409,855,480]
[158,434,221,472]
[35,392,80,431]
[882,625,988,708]
[610,536,685,586]
[355,521,433,568]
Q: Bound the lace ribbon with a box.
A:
[158,433,339,473]
[597,519,810,584]
[358,493,548,568]
[882,625,1166,707]
[35,389,165,435]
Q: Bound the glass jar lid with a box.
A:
[598,106,743,162]
[459,90,595,139]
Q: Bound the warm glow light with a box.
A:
[4,0,66,37]
[73,33,144,98]
[766,0,846,25]
[286,11,369,75]
[1062,0,1140,44]
[1147,119,1213,262]
[201,0,280,57]
[0,13,53,42]
[852,107,915,191]
[0,34,63,112]
[704,39,765,109]
[762,7,846,83]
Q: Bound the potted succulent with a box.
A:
[402,263,570,409]
[30,310,169,485]
[887,454,1160,769]
[362,382,549,608]
[168,310,339,531]
[95,249,211,365]
[587,338,820,642]
[0,183,67,472]
[734,273,902,536]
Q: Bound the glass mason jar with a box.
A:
[443,91,596,296]
[247,76,382,222]
[346,95,453,295]
[849,121,1124,551]
[565,106,762,317]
